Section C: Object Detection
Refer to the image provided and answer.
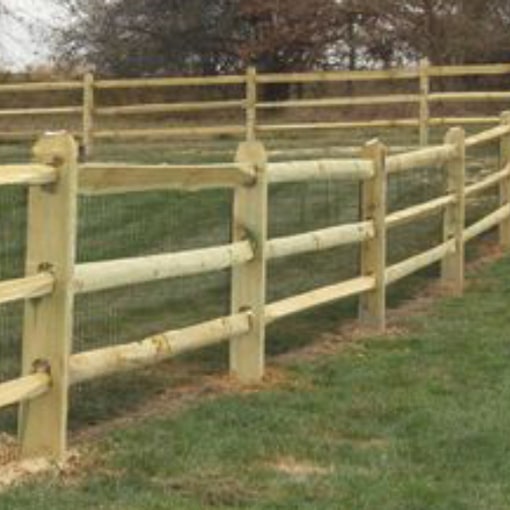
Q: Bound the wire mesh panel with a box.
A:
[74,189,233,354]
[387,165,447,266]
[268,179,361,303]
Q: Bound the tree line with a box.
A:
[47,1,510,77]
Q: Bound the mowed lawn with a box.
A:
[0,251,509,509]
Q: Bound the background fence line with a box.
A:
[0,111,509,463]
[2,62,510,153]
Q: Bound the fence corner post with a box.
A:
[82,72,94,160]
[419,58,430,147]
[359,139,387,332]
[441,127,466,294]
[19,132,78,461]
[499,111,510,250]
[230,140,267,383]
[245,67,258,142]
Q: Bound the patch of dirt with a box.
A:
[269,456,334,480]
[0,450,82,493]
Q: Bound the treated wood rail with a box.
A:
[0,273,55,306]
[74,241,255,294]
[79,162,256,193]
[0,164,57,186]
[70,312,252,385]
[3,61,510,153]
[268,159,374,183]
[266,222,375,259]
[1,113,510,465]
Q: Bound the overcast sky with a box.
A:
[0,0,64,69]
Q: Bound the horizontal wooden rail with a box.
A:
[0,373,51,410]
[386,240,456,285]
[268,145,416,159]
[257,69,420,84]
[428,63,510,77]
[430,116,500,126]
[258,119,419,133]
[465,125,510,148]
[95,75,246,89]
[94,126,245,140]
[267,222,374,260]
[0,273,54,306]
[96,100,244,116]
[0,106,83,117]
[386,195,455,229]
[0,164,57,186]
[70,312,251,384]
[256,94,420,109]
[429,91,510,102]
[465,166,510,197]
[0,81,82,93]
[0,131,40,141]
[463,204,510,242]
[268,159,374,184]
[79,162,255,194]
[74,240,254,294]
[386,144,456,174]
[265,276,375,324]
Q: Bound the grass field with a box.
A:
[0,246,508,508]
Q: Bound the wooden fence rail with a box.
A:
[0,111,509,463]
[3,62,510,154]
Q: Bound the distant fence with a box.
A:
[2,62,510,155]
[0,110,509,462]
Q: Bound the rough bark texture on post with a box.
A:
[419,58,430,146]
[499,111,510,250]
[82,72,94,159]
[19,133,78,461]
[359,140,387,332]
[441,127,466,294]
[230,141,267,382]
[246,67,258,142]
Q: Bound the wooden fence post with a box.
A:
[441,127,466,294]
[499,111,510,250]
[419,58,430,147]
[19,133,78,460]
[359,140,387,332]
[82,72,94,159]
[230,141,267,382]
[246,67,258,142]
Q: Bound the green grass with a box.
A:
[1,252,510,508]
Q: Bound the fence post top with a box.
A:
[235,141,267,168]
[500,111,510,123]
[445,126,465,142]
[361,138,387,159]
[32,132,78,166]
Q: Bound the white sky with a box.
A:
[0,0,63,69]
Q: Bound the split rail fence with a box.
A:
[2,61,510,155]
[0,112,509,462]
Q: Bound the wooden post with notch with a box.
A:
[230,141,267,382]
[419,58,430,147]
[246,67,258,142]
[19,133,78,460]
[82,72,94,159]
[359,140,387,332]
[441,127,465,294]
[499,111,510,250]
